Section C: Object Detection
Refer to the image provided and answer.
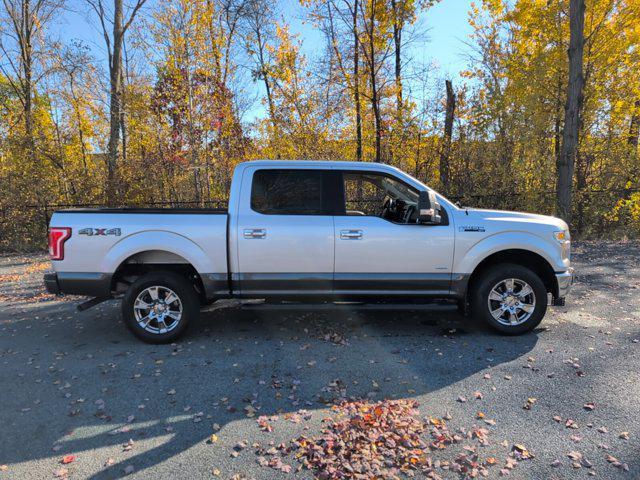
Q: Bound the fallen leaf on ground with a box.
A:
[568,451,583,461]
[512,444,533,460]
[606,454,630,471]
[54,468,68,478]
[565,419,579,429]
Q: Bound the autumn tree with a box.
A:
[150,0,246,202]
[303,0,365,160]
[3,0,640,250]
[0,0,64,159]
[86,0,148,205]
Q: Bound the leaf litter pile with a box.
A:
[255,399,531,479]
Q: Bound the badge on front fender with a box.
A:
[459,226,486,232]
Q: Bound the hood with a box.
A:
[462,208,569,232]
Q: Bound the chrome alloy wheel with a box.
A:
[133,286,183,334]
[487,278,536,326]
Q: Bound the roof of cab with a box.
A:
[237,159,395,169]
[232,159,448,203]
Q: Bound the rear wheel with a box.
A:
[471,263,547,334]
[122,271,199,343]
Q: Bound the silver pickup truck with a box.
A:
[45,160,573,342]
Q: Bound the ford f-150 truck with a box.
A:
[44,160,573,342]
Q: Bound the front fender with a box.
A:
[455,231,565,274]
[100,230,215,274]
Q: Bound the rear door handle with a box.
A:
[244,228,266,239]
[340,229,363,240]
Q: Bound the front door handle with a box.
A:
[244,228,266,239]
[340,229,363,240]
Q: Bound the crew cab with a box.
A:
[44,161,573,342]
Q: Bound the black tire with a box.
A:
[121,271,199,343]
[471,263,547,335]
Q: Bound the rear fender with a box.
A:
[101,231,215,274]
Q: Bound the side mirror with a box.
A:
[418,190,442,224]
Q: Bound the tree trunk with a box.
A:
[628,99,640,149]
[22,0,34,157]
[439,80,455,194]
[392,0,402,116]
[106,0,124,206]
[120,48,128,163]
[353,0,362,162]
[624,98,640,196]
[556,0,585,224]
[367,0,381,163]
[69,77,89,175]
[183,34,201,205]
[370,69,381,163]
[255,27,276,128]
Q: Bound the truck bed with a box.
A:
[48,210,230,298]
[56,207,228,214]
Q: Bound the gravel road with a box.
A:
[0,242,638,479]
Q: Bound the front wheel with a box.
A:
[471,264,547,335]
[121,271,199,343]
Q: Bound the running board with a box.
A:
[239,302,456,312]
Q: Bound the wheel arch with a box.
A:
[110,250,208,303]
[465,249,558,302]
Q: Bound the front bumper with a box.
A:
[554,267,574,304]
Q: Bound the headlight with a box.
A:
[554,230,571,261]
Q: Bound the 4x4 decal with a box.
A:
[78,228,121,236]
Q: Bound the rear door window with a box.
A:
[251,169,327,215]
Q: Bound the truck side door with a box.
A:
[234,167,336,296]
[333,170,455,296]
